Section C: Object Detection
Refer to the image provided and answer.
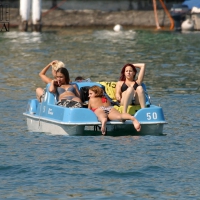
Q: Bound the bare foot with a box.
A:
[133,120,141,132]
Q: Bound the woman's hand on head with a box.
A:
[50,60,58,66]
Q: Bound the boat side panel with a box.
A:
[134,105,166,123]
[27,117,85,135]
[63,108,98,122]
[26,99,38,114]
[26,83,100,123]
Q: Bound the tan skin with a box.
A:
[36,60,59,102]
[116,63,146,113]
[88,88,141,135]
[49,71,82,102]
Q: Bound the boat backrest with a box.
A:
[73,82,103,103]
[79,86,90,103]
[73,81,103,90]
[43,83,58,104]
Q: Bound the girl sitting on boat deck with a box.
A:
[116,63,146,113]
[88,85,141,135]
[49,67,82,106]
[36,60,65,102]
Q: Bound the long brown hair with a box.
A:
[119,63,137,81]
[56,67,70,84]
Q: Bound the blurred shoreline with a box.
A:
[9,8,171,30]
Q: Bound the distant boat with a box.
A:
[182,0,200,9]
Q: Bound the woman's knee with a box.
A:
[136,86,144,94]
[127,87,134,94]
[123,87,134,99]
[36,88,43,96]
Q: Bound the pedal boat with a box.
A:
[23,81,167,136]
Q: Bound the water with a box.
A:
[0,27,200,199]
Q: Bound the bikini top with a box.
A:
[121,81,139,92]
[57,87,65,95]
[66,85,76,93]
[121,82,128,92]
[102,96,107,103]
[91,97,107,112]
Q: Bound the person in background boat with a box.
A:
[88,85,141,135]
[116,63,146,113]
[75,76,85,82]
[49,67,82,104]
[75,76,92,82]
[36,60,65,102]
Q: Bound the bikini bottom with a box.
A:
[57,99,82,108]
[99,106,113,115]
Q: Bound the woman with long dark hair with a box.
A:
[49,67,82,104]
[115,63,146,113]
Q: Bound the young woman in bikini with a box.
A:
[88,85,141,135]
[36,60,65,102]
[49,67,82,104]
[116,63,146,113]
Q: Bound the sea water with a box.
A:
[0,27,200,199]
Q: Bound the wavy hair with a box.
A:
[52,60,65,71]
[119,63,137,81]
[89,85,104,97]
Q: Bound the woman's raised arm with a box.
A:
[133,63,146,85]
[39,60,57,84]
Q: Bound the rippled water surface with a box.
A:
[0,27,200,199]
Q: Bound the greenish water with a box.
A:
[0,28,200,199]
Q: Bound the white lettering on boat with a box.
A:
[43,106,46,113]
[48,108,53,115]
[147,112,158,120]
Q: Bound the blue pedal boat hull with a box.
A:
[23,82,167,136]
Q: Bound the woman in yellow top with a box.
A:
[115,63,146,113]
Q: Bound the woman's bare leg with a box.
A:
[134,86,145,108]
[36,87,44,102]
[121,87,134,113]
[101,118,107,135]
[108,108,141,132]
[94,109,108,135]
